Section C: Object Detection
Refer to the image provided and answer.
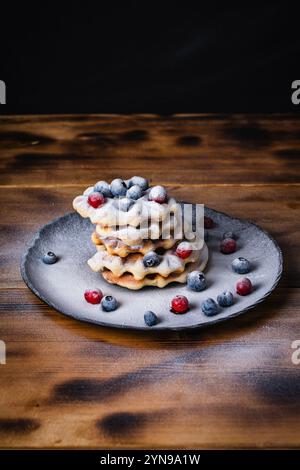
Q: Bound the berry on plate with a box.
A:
[142,251,161,268]
[204,229,210,242]
[94,180,112,198]
[201,298,219,316]
[110,178,127,197]
[126,184,143,200]
[144,310,158,326]
[175,241,193,259]
[232,257,251,274]
[217,291,234,307]
[204,216,214,229]
[116,197,134,212]
[170,295,189,314]
[88,191,106,208]
[223,231,237,240]
[42,251,58,264]
[187,271,206,292]
[128,176,149,191]
[220,237,237,254]
[236,277,252,296]
[101,295,118,311]
[148,185,167,203]
[84,289,103,304]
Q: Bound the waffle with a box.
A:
[94,218,188,246]
[73,186,181,227]
[73,177,208,291]
[87,244,205,281]
[101,245,209,290]
[92,232,177,257]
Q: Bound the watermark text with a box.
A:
[0,340,6,364]
[0,80,6,104]
[291,340,300,365]
[291,80,300,105]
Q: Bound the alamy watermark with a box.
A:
[291,340,300,365]
[1,80,299,106]
[291,80,300,105]
[0,340,6,364]
[0,80,6,104]
[108,201,204,249]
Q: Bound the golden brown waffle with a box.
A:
[94,220,182,246]
[91,231,177,257]
[101,247,209,290]
[88,245,204,281]
[73,186,181,227]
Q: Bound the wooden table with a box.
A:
[0,114,299,449]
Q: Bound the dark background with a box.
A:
[2,3,300,114]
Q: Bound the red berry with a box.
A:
[204,216,214,229]
[170,295,189,314]
[148,185,167,204]
[175,242,193,259]
[236,278,252,296]
[220,238,236,254]
[88,192,106,208]
[153,196,165,203]
[84,289,103,304]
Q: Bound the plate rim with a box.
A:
[20,208,283,331]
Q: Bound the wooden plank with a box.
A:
[0,287,299,449]
[0,114,299,185]
[0,114,299,449]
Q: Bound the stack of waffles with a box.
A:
[73,177,208,290]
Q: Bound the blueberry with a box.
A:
[144,310,158,326]
[128,176,149,191]
[126,184,143,200]
[232,257,251,274]
[101,295,118,312]
[116,197,134,212]
[94,180,112,198]
[223,231,237,240]
[42,251,58,264]
[204,229,210,242]
[201,298,219,316]
[187,271,206,292]
[110,178,127,197]
[217,291,234,307]
[142,251,161,268]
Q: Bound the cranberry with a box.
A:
[148,185,167,204]
[236,278,252,296]
[170,295,189,314]
[88,192,106,208]
[175,242,193,259]
[84,289,103,304]
[204,216,214,229]
[220,238,236,254]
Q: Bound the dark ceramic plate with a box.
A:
[20,208,282,330]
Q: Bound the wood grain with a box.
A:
[0,114,299,449]
[0,114,299,186]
